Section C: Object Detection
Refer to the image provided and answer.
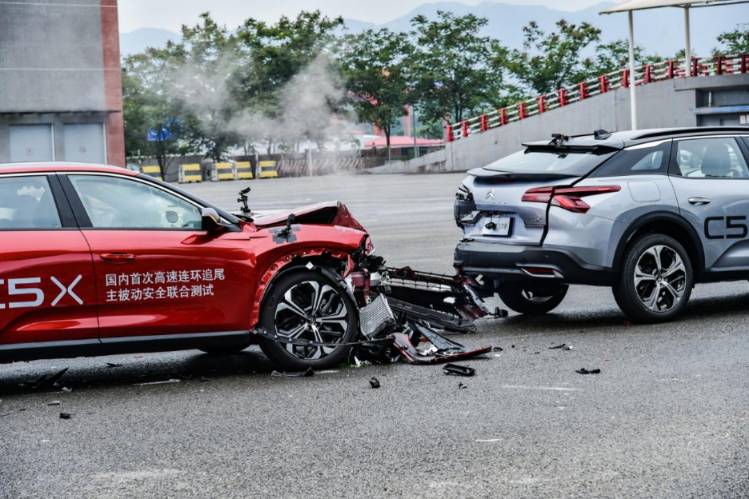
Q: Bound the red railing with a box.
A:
[446,53,749,142]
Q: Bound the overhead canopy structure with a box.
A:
[600,0,749,129]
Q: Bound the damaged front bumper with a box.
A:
[345,262,507,365]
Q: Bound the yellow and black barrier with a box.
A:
[178,163,202,183]
[140,164,162,180]
[235,161,253,180]
[258,160,278,179]
[215,162,236,181]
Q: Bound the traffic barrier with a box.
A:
[258,160,278,179]
[178,163,202,183]
[215,162,236,181]
[141,164,162,180]
[235,161,253,180]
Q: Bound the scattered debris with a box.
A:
[576,368,601,375]
[369,377,381,389]
[443,364,476,377]
[20,368,69,390]
[458,382,468,389]
[135,379,182,386]
[549,343,573,351]
[59,412,72,420]
[271,368,315,378]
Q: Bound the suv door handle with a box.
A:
[100,253,136,263]
[688,197,711,206]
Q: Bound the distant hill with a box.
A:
[119,1,748,58]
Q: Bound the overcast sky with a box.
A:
[118,0,612,33]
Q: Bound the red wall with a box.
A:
[101,0,125,166]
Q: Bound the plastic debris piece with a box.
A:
[443,364,476,377]
[576,368,601,375]
[59,412,72,419]
[369,377,381,389]
[47,401,61,406]
[549,344,566,350]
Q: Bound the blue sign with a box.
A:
[147,127,172,142]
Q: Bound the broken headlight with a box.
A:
[454,184,476,227]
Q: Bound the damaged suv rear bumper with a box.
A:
[454,240,613,286]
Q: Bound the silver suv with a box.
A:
[453,127,749,322]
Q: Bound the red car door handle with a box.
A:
[100,253,136,263]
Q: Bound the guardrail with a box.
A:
[446,53,749,142]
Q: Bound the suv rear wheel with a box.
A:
[497,282,568,315]
[613,234,693,323]
[259,269,358,371]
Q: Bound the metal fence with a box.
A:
[446,53,749,142]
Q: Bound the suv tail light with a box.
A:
[522,185,620,213]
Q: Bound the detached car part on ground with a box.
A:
[0,164,496,371]
[453,126,749,323]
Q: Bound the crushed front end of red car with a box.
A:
[239,199,505,369]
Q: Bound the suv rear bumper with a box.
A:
[454,240,613,286]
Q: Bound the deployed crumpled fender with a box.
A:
[244,205,370,329]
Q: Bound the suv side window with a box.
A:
[675,137,749,179]
[590,141,670,177]
[69,175,202,229]
[0,176,61,230]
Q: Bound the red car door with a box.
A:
[0,174,98,350]
[60,173,255,340]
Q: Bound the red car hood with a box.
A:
[252,202,366,232]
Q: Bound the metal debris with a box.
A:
[443,364,476,377]
[271,368,315,378]
[576,368,601,375]
[549,343,573,351]
[135,379,182,386]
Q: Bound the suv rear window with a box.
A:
[590,141,670,177]
[483,149,616,177]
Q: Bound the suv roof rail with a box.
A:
[634,126,749,140]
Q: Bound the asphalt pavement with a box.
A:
[1,173,748,498]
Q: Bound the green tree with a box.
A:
[339,29,414,159]
[507,20,601,94]
[410,11,509,126]
[576,39,663,82]
[167,13,242,162]
[234,11,344,146]
[122,48,187,176]
[716,24,749,54]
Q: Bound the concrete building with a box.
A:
[0,0,124,166]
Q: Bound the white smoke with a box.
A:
[166,52,359,154]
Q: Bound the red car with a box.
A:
[0,163,376,370]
